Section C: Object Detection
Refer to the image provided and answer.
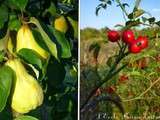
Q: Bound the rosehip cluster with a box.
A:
[107,30,148,53]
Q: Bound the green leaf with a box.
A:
[17,48,43,70]
[128,9,145,19]
[0,65,14,112]
[51,27,71,58]
[125,19,141,28]
[67,17,78,39]
[0,5,8,29]
[46,2,57,16]
[7,0,28,10]
[148,17,155,24]
[8,14,21,31]
[29,17,58,60]
[46,57,66,87]
[133,0,142,11]
[14,115,38,120]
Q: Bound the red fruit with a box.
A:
[107,30,120,42]
[137,36,148,49]
[106,86,116,94]
[119,75,128,83]
[122,30,135,44]
[129,41,141,53]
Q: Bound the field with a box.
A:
[80,27,160,120]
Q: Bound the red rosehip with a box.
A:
[107,30,120,42]
[129,41,141,53]
[119,75,128,83]
[106,86,116,94]
[122,30,135,44]
[137,36,148,49]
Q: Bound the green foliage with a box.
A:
[0,66,14,112]
[0,0,78,119]
[17,48,44,70]
[14,115,38,120]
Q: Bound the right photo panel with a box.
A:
[80,0,160,119]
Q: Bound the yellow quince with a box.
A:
[16,25,49,59]
[54,16,68,33]
[6,59,44,113]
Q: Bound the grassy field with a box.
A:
[80,27,160,119]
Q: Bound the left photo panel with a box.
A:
[0,0,78,120]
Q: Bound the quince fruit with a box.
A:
[16,25,49,59]
[54,16,68,33]
[6,59,44,113]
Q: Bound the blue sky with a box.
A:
[80,0,160,29]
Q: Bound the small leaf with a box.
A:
[0,65,14,112]
[51,27,71,58]
[133,0,142,11]
[117,3,129,8]
[122,3,129,8]
[14,115,38,120]
[46,2,57,16]
[125,19,141,28]
[107,0,112,5]
[148,17,155,24]
[8,14,21,31]
[128,9,145,19]
[17,48,43,70]
[95,6,101,16]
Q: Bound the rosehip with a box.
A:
[119,75,128,83]
[107,30,120,42]
[129,41,141,53]
[137,36,148,49]
[106,86,116,94]
[122,30,135,44]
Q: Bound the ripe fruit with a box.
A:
[16,25,49,59]
[106,86,116,94]
[129,41,141,53]
[119,75,128,83]
[54,16,68,33]
[137,36,148,49]
[6,59,43,113]
[107,30,120,42]
[122,30,135,44]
